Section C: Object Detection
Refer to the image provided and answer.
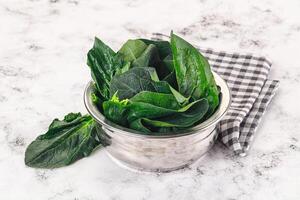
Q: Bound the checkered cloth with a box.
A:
[152,33,279,156]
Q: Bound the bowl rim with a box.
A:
[84,72,231,139]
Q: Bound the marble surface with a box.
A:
[0,0,299,199]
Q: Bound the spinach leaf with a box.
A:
[132,44,173,79]
[126,101,178,122]
[162,54,174,72]
[118,39,147,62]
[140,98,209,128]
[91,84,104,112]
[115,62,131,75]
[127,95,202,122]
[102,91,181,127]
[131,44,160,68]
[139,39,174,81]
[140,39,172,60]
[129,119,151,133]
[102,93,129,126]
[87,37,126,100]
[130,91,181,110]
[25,113,103,168]
[109,67,168,99]
[169,85,189,105]
[170,33,219,113]
[162,70,177,89]
[119,39,173,78]
[110,66,189,106]
[102,91,180,127]
[120,41,171,80]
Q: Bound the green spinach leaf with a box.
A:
[109,67,167,99]
[119,39,173,79]
[110,66,189,105]
[140,98,209,128]
[162,54,174,72]
[131,44,160,68]
[25,113,103,168]
[115,62,131,75]
[102,93,129,126]
[140,39,172,60]
[127,95,203,123]
[170,33,219,113]
[118,39,147,62]
[130,91,181,110]
[126,101,178,122]
[87,37,126,100]
[129,118,151,133]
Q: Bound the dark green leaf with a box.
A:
[109,67,168,99]
[126,102,177,122]
[162,70,177,89]
[141,98,209,128]
[130,91,181,110]
[91,84,104,112]
[162,54,174,72]
[25,113,102,168]
[139,39,173,78]
[140,39,172,60]
[118,39,173,81]
[127,96,202,122]
[129,119,151,133]
[102,94,129,126]
[170,33,219,113]
[168,85,190,105]
[87,37,127,100]
[131,44,160,68]
[121,42,171,81]
[115,62,131,75]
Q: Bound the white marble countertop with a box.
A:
[1,0,299,199]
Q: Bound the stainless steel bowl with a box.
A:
[84,72,231,172]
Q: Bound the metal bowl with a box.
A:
[84,72,231,172]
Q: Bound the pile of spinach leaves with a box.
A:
[89,32,219,133]
[25,33,219,168]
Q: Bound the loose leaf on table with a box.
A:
[25,113,103,169]
[170,33,219,113]
[140,98,209,128]
[87,37,127,100]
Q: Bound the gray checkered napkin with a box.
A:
[151,33,279,156]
